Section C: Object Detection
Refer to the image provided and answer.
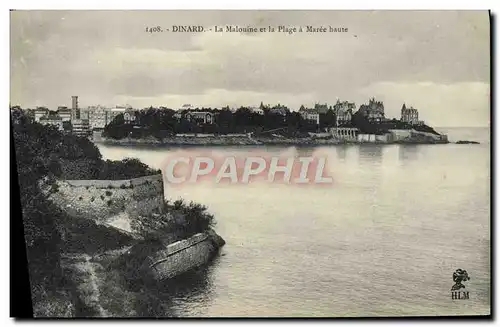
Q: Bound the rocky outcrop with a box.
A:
[456,140,480,144]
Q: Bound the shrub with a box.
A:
[98,158,160,180]
[78,196,83,201]
[172,199,185,210]
[107,200,112,206]
[105,190,112,196]
[100,195,105,200]
[164,199,215,236]
[90,197,95,202]
[119,184,127,189]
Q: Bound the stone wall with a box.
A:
[141,232,222,281]
[389,129,412,141]
[357,133,393,143]
[46,174,165,230]
[357,134,377,142]
[389,129,447,142]
[409,129,446,141]
[142,233,219,280]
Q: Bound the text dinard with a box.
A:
[170,25,348,34]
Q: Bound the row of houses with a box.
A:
[32,98,138,136]
[29,97,426,136]
[298,100,356,125]
[299,99,425,126]
[173,103,289,125]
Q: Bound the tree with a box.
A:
[320,109,336,129]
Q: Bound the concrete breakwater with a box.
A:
[124,229,225,282]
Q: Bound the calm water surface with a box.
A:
[97,127,490,317]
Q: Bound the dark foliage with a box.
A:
[166,199,216,237]
[10,108,161,315]
[101,104,439,140]
[102,105,323,138]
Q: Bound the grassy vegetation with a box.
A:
[131,198,216,241]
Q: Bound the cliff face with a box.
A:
[46,174,165,235]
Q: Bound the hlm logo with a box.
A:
[451,269,470,300]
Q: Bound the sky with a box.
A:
[10,10,490,127]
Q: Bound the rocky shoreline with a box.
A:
[95,135,458,146]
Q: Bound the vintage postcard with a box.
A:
[10,10,491,318]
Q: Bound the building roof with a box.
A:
[300,108,319,114]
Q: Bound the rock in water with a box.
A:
[456,140,480,144]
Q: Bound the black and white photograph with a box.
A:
[9,9,491,318]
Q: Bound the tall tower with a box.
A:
[71,96,79,120]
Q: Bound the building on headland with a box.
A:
[329,127,359,141]
[82,105,137,129]
[109,106,126,125]
[34,106,68,131]
[184,111,215,124]
[123,110,137,124]
[57,107,72,122]
[400,103,421,125]
[269,105,289,116]
[358,98,385,122]
[173,111,183,119]
[174,104,196,120]
[333,99,355,125]
[39,114,64,131]
[314,103,330,114]
[34,107,49,122]
[85,105,110,129]
[249,107,264,115]
[109,105,134,123]
[299,107,320,125]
